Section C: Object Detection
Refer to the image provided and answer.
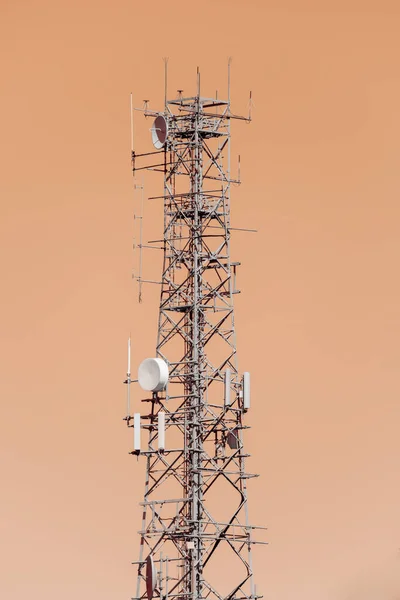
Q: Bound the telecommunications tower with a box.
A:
[124,64,265,600]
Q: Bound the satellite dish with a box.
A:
[138,358,169,392]
[146,554,157,600]
[151,115,168,149]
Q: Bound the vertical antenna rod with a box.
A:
[126,336,131,417]
[164,57,168,110]
[133,182,145,303]
[130,92,134,153]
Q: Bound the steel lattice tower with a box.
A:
[125,67,265,600]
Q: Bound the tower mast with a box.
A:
[126,68,265,600]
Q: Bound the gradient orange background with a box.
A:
[2,1,400,599]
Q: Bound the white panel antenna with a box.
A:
[158,411,165,451]
[134,413,141,452]
[243,372,251,411]
[224,368,232,406]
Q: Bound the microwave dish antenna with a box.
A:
[146,555,157,600]
[151,115,168,149]
[138,357,168,392]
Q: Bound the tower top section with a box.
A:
[130,63,252,177]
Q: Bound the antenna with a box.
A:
[146,555,157,600]
[127,336,131,376]
[130,93,134,154]
[133,413,141,453]
[125,68,265,600]
[151,115,168,149]
[249,90,253,121]
[228,56,232,106]
[158,411,165,451]
[126,336,131,415]
[197,66,200,97]
[224,368,232,406]
[133,182,144,303]
[163,57,168,109]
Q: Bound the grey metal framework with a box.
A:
[125,69,265,600]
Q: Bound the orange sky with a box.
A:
[1,1,400,599]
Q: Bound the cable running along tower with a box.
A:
[125,65,265,600]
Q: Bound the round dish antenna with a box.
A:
[146,554,157,600]
[151,115,168,149]
[138,358,169,392]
